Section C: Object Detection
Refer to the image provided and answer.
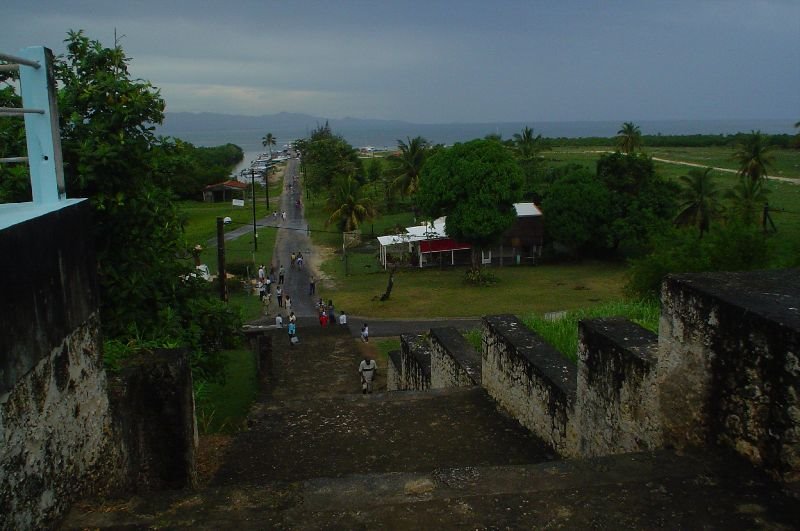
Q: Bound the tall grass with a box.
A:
[522,299,660,362]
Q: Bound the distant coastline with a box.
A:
[157,112,797,153]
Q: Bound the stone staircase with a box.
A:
[61,323,800,529]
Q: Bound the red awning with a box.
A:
[419,239,472,253]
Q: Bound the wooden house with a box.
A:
[202,180,248,203]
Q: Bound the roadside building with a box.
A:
[376,203,544,269]
[202,180,248,203]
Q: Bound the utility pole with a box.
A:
[265,166,270,211]
[251,169,258,252]
[216,217,227,302]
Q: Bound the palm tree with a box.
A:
[262,132,276,158]
[387,136,429,197]
[733,130,774,183]
[512,126,549,160]
[674,167,721,237]
[616,122,642,154]
[726,177,770,226]
[326,175,377,231]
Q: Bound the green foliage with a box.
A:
[153,139,243,199]
[523,299,660,361]
[0,85,30,202]
[326,174,377,231]
[725,177,770,226]
[54,30,240,384]
[418,139,523,269]
[734,130,774,182]
[386,136,429,198]
[616,122,643,154]
[541,166,612,254]
[674,167,722,236]
[596,152,677,254]
[302,124,363,194]
[366,157,383,183]
[626,223,770,297]
[464,267,498,285]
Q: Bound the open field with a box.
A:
[317,253,628,319]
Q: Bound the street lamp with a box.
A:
[251,169,258,252]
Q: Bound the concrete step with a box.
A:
[61,449,800,529]
[213,386,555,485]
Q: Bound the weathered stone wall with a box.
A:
[429,327,480,388]
[1,201,198,528]
[658,270,800,484]
[0,202,124,529]
[0,313,123,530]
[398,334,431,391]
[107,348,198,492]
[576,318,661,456]
[386,350,401,391]
[481,315,578,456]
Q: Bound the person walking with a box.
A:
[275,313,283,328]
[285,295,292,313]
[339,311,347,326]
[290,252,296,268]
[309,276,316,296]
[258,264,266,284]
[276,285,283,308]
[328,300,335,325]
[279,265,285,285]
[319,310,329,327]
[359,355,377,394]
[288,321,297,346]
[361,323,369,343]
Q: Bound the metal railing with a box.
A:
[0,47,66,204]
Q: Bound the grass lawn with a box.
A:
[317,251,628,319]
[196,347,258,434]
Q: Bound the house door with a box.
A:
[481,249,492,265]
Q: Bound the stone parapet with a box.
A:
[576,318,661,456]
[398,334,432,391]
[429,327,481,388]
[658,270,800,484]
[481,315,578,456]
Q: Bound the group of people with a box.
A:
[257,263,293,313]
[317,298,347,328]
[290,251,304,269]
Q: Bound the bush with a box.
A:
[225,259,255,277]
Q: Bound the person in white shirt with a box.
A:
[275,314,283,328]
[359,356,377,394]
[339,311,347,326]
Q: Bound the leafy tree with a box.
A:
[733,130,774,182]
[325,174,376,231]
[302,124,362,194]
[513,126,550,198]
[387,136,429,197]
[262,132,276,157]
[596,151,677,254]
[366,157,382,183]
[417,139,523,271]
[541,166,612,255]
[626,222,769,298]
[513,126,548,160]
[616,121,643,154]
[674,167,722,237]
[725,177,769,226]
[56,30,239,381]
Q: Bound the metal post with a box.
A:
[17,47,65,204]
[217,217,228,302]
[251,169,258,252]
[265,169,270,210]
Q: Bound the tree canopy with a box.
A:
[417,139,523,269]
[615,122,643,154]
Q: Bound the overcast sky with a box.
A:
[2,0,798,123]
